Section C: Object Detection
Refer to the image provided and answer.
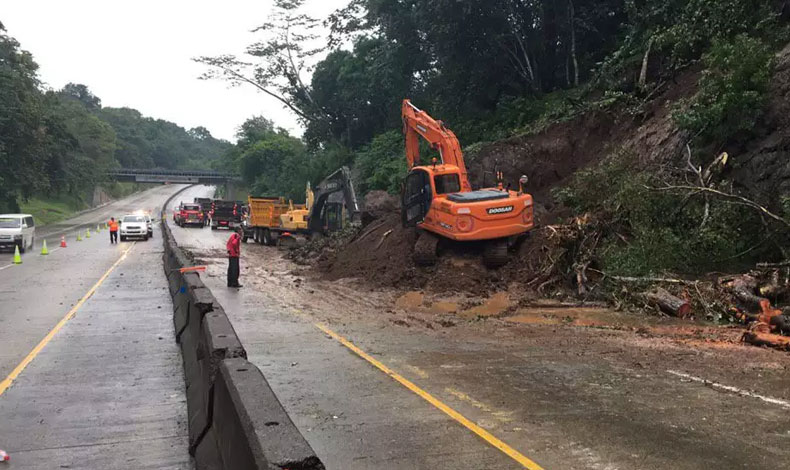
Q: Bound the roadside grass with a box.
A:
[20,195,88,226]
[19,183,156,227]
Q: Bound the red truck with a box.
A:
[173,202,204,227]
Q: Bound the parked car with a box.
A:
[174,203,204,227]
[119,214,149,241]
[0,214,35,253]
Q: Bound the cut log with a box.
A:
[742,331,790,351]
[645,288,691,318]
[725,275,769,313]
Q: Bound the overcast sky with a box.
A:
[2,0,349,142]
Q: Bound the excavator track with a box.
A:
[483,238,509,268]
[413,230,439,266]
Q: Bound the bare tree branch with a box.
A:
[648,184,790,228]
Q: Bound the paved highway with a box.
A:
[0,185,191,469]
[168,185,790,470]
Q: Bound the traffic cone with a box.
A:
[41,240,49,255]
[96,224,101,232]
[86,228,91,239]
[77,232,82,242]
[13,245,22,264]
[61,235,67,248]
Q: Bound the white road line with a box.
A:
[667,370,790,410]
[0,263,13,271]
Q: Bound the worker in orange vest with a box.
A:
[109,217,119,244]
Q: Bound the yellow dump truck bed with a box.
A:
[248,196,306,230]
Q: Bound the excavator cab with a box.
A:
[402,168,433,227]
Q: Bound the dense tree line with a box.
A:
[0,23,231,213]
[202,0,787,201]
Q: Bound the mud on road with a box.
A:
[186,236,790,469]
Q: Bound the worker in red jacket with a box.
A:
[226,227,242,288]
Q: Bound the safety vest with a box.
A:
[109,221,119,231]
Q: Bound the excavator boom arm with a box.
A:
[402,99,470,190]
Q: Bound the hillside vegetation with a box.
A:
[0,23,231,213]
[203,0,790,276]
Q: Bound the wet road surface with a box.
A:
[170,185,790,470]
[0,185,190,468]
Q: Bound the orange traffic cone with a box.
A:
[60,235,67,248]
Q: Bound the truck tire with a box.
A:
[413,230,439,266]
[263,229,273,246]
[483,238,509,268]
[121,235,127,242]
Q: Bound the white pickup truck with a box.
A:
[119,214,149,241]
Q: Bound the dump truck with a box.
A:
[209,200,241,230]
[245,196,308,246]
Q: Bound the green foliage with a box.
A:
[596,0,785,89]
[354,131,406,195]
[305,37,410,149]
[0,24,46,212]
[98,107,231,170]
[554,154,767,275]
[228,116,314,202]
[241,134,308,198]
[673,35,773,143]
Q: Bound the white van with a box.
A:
[0,214,36,253]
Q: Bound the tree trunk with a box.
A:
[638,37,654,91]
[568,0,579,86]
[541,0,558,91]
[724,275,770,313]
[645,288,691,318]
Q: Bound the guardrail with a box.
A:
[160,192,324,470]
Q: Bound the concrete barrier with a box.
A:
[212,359,325,470]
[159,193,324,470]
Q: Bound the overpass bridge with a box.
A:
[106,169,240,184]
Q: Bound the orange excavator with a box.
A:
[400,99,534,267]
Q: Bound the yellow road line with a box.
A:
[0,243,136,396]
[314,323,545,470]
